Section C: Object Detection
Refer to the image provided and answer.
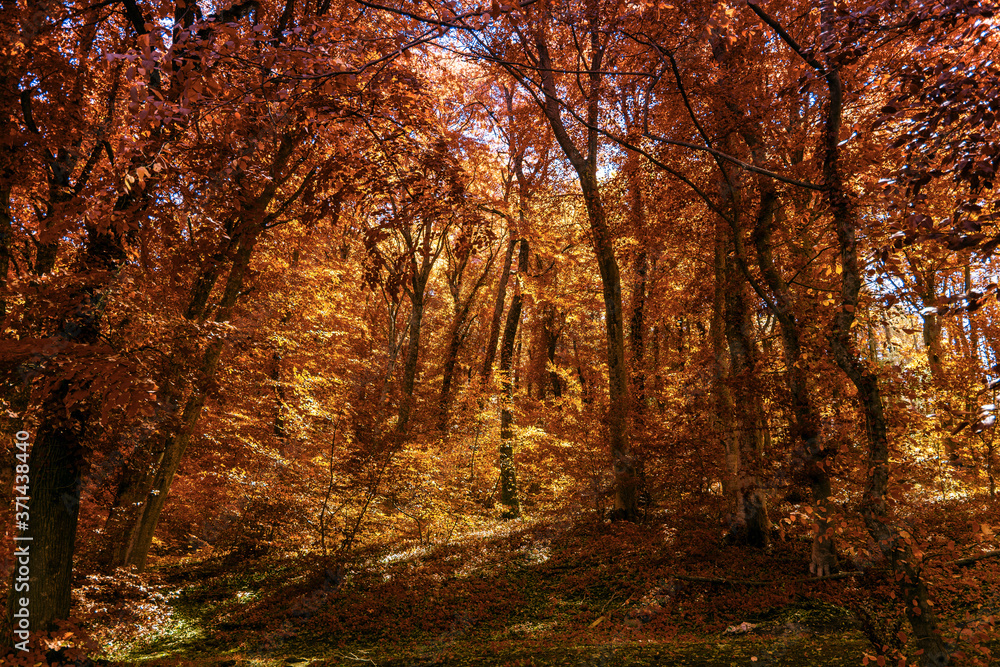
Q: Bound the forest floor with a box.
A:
[79,506,999,667]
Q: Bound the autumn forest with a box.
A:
[1,0,999,664]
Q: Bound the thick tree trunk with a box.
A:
[3,400,85,646]
[711,226,739,500]
[721,225,770,547]
[3,222,126,647]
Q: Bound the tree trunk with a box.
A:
[542,311,562,399]
[534,30,635,519]
[630,249,647,416]
[99,240,233,570]
[128,226,263,570]
[109,134,299,570]
[498,239,529,519]
[440,241,494,429]
[751,189,837,574]
[480,241,517,383]
[273,350,286,437]
[439,316,464,428]
[627,162,647,417]
[572,336,588,400]
[0,174,11,323]
[711,225,739,500]
[396,270,428,433]
[747,2,950,654]
[3,222,126,647]
[807,9,949,660]
[4,399,85,647]
[721,224,770,548]
[964,262,981,369]
[917,270,945,384]
[498,240,529,518]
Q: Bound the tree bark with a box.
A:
[751,189,837,574]
[913,266,945,384]
[105,134,300,570]
[711,224,739,500]
[498,239,529,519]
[747,1,949,651]
[541,308,562,399]
[4,399,86,645]
[396,266,428,433]
[439,236,494,429]
[720,224,770,547]
[3,223,126,646]
[128,225,263,569]
[778,2,949,659]
[627,160,647,417]
[273,349,287,437]
[480,238,516,383]
[99,230,236,570]
[534,24,635,519]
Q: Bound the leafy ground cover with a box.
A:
[77,509,999,667]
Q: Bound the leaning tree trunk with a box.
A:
[748,4,951,658]
[439,240,493,429]
[534,28,635,519]
[128,227,263,570]
[751,188,837,575]
[782,1,948,660]
[827,164,950,667]
[100,237,235,570]
[106,134,300,570]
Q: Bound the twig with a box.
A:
[674,571,863,586]
[955,549,1000,567]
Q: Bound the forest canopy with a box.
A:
[1,0,999,665]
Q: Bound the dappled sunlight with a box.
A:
[6,0,1000,665]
